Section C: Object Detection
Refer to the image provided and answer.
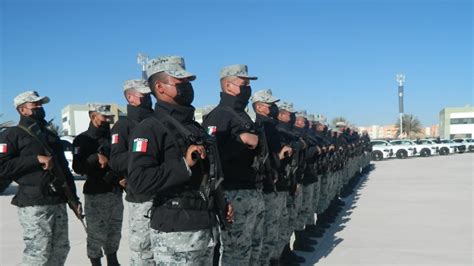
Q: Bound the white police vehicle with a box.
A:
[371,140,415,159]
[452,138,473,152]
[59,136,79,177]
[436,139,466,153]
[370,144,392,161]
[417,139,454,155]
[389,139,433,157]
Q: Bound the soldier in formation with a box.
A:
[0,57,372,266]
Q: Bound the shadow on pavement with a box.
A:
[299,164,374,265]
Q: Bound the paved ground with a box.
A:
[0,153,472,265]
[300,153,473,266]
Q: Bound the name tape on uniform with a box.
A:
[132,138,148,153]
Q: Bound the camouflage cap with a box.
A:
[336,121,347,127]
[146,55,195,81]
[306,114,315,122]
[88,103,115,116]
[123,79,151,94]
[14,91,50,108]
[276,101,295,113]
[251,89,280,104]
[295,110,307,118]
[220,64,257,80]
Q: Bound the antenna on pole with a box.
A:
[396,73,405,138]
[137,53,149,80]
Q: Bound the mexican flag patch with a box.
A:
[111,134,119,144]
[132,138,148,153]
[207,126,217,136]
[0,143,7,154]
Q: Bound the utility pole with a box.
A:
[396,73,405,138]
[137,53,149,80]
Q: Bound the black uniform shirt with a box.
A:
[73,122,118,195]
[255,113,282,192]
[202,92,258,190]
[0,116,78,207]
[128,100,216,231]
[109,104,152,202]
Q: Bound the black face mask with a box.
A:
[237,85,252,103]
[97,121,111,135]
[174,82,194,106]
[139,94,153,110]
[30,107,46,121]
[268,104,279,119]
[289,113,296,125]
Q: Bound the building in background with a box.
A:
[359,124,439,139]
[439,105,474,139]
[61,104,126,136]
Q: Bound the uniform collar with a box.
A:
[219,92,247,111]
[154,99,195,124]
[87,121,110,138]
[127,104,153,123]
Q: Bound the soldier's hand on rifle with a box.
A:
[119,178,127,188]
[185,145,206,167]
[239,133,258,149]
[279,145,293,160]
[97,153,109,168]
[226,203,234,224]
[76,202,83,217]
[37,155,54,170]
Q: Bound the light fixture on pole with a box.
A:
[396,73,405,138]
[137,53,149,80]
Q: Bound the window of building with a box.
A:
[450,118,474,124]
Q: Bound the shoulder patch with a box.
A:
[111,134,119,144]
[207,126,217,136]
[132,138,149,153]
[0,143,7,153]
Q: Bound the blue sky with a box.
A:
[1,0,472,127]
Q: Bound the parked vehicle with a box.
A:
[416,139,454,155]
[370,145,393,161]
[371,140,415,159]
[452,138,473,152]
[390,139,433,157]
[59,136,78,176]
[436,139,466,153]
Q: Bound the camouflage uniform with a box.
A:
[284,186,302,243]
[316,173,329,214]
[17,204,69,265]
[128,201,154,266]
[259,191,286,264]
[277,192,290,255]
[311,177,321,223]
[85,193,124,258]
[219,189,265,265]
[296,183,314,230]
[150,228,217,265]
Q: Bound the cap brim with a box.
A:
[166,70,196,81]
[98,111,115,116]
[237,75,258,80]
[135,87,151,94]
[32,96,50,105]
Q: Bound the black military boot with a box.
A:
[89,257,101,266]
[269,258,281,266]
[106,252,120,266]
[293,230,315,252]
[281,243,305,264]
[305,224,324,237]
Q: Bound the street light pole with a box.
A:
[137,53,149,80]
[396,74,405,138]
